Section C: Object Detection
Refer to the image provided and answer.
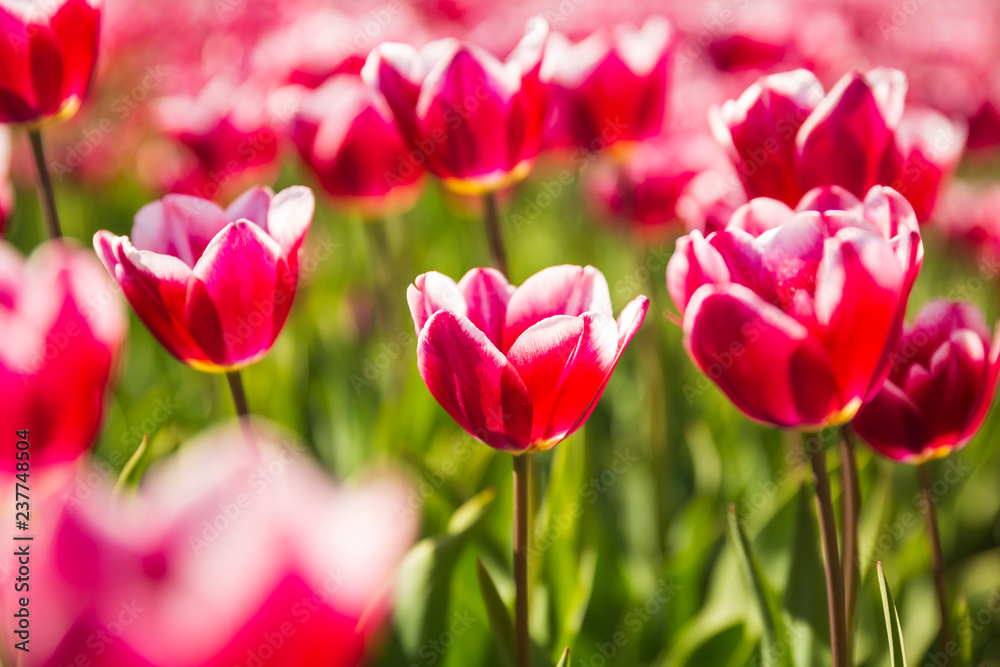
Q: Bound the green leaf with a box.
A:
[394,488,496,656]
[876,562,908,667]
[111,434,149,502]
[726,506,792,667]
[476,559,516,667]
[555,647,571,667]
[783,483,828,666]
[954,595,972,667]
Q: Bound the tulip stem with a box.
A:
[807,433,848,667]
[839,423,860,658]
[27,128,62,239]
[513,453,530,667]
[919,462,950,665]
[483,192,509,275]
[226,370,250,417]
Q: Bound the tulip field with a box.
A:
[4,0,1000,666]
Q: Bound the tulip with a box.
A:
[408,265,648,453]
[0,240,126,473]
[153,77,281,200]
[667,185,923,429]
[711,68,964,222]
[0,420,417,667]
[854,300,1000,463]
[363,18,549,195]
[0,127,12,234]
[676,167,748,236]
[94,185,313,373]
[0,0,102,125]
[585,132,727,234]
[290,74,425,218]
[540,17,675,152]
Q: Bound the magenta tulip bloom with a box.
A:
[363,18,548,195]
[0,240,125,472]
[0,127,12,234]
[854,301,1000,463]
[408,265,648,453]
[667,185,923,429]
[1,421,416,667]
[153,77,281,199]
[541,17,675,151]
[290,74,425,218]
[0,0,101,124]
[711,68,964,222]
[676,167,748,236]
[94,185,313,372]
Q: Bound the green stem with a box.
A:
[513,454,530,667]
[839,424,860,659]
[226,370,250,417]
[807,434,848,667]
[27,128,61,239]
[919,463,950,666]
[483,192,509,275]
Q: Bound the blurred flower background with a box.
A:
[3,0,1000,665]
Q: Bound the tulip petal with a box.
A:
[225,185,273,227]
[407,271,467,334]
[507,312,619,447]
[796,185,863,214]
[132,195,230,268]
[814,228,904,406]
[457,267,514,350]
[728,197,795,236]
[666,231,730,315]
[417,310,532,452]
[854,380,929,461]
[684,283,838,427]
[185,222,288,369]
[503,265,612,351]
[265,186,315,261]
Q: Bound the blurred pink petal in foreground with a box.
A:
[409,265,648,453]
[711,68,966,222]
[0,239,125,472]
[0,0,102,124]
[855,300,1000,463]
[289,75,425,218]
[667,185,923,429]
[364,17,549,194]
[0,420,416,667]
[94,185,313,372]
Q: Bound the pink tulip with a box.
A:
[585,133,726,233]
[676,167,748,236]
[153,77,281,200]
[854,301,1000,463]
[290,75,425,218]
[540,17,675,151]
[94,185,313,372]
[363,18,549,195]
[0,0,101,124]
[0,420,416,667]
[0,240,125,472]
[0,127,12,234]
[667,185,923,429]
[408,265,648,453]
[711,68,964,222]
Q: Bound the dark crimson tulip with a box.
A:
[667,185,923,429]
[94,185,313,372]
[290,74,425,218]
[0,0,101,124]
[0,127,12,234]
[541,16,675,151]
[363,18,549,195]
[0,240,125,472]
[854,301,1000,463]
[1,420,416,667]
[153,77,281,199]
[585,133,726,234]
[408,265,648,453]
[711,68,965,222]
